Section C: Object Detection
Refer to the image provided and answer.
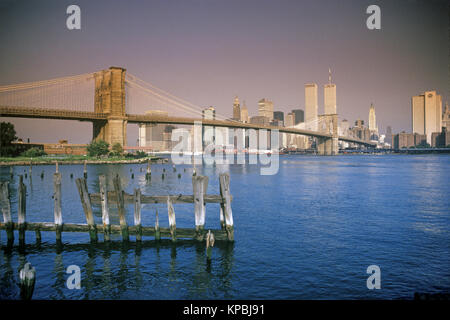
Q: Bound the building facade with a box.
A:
[258,98,274,121]
[412,90,443,144]
[233,96,241,121]
[305,83,318,130]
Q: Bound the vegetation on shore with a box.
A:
[0,121,160,164]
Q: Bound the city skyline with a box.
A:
[0,0,448,144]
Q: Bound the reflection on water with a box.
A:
[1,155,449,299]
[0,240,234,299]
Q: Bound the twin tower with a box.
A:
[92,67,127,147]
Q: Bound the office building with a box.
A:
[240,101,249,123]
[138,110,175,151]
[274,111,284,123]
[232,96,241,121]
[292,109,304,124]
[305,83,318,130]
[412,90,443,144]
[258,98,274,121]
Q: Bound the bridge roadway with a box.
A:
[0,106,375,146]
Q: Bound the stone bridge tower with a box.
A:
[92,67,127,147]
[317,114,338,155]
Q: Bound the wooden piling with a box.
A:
[219,173,234,241]
[0,181,14,244]
[55,161,59,173]
[53,172,63,242]
[146,160,151,180]
[113,175,129,241]
[40,171,44,179]
[10,166,13,178]
[167,196,176,242]
[192,175,209,241]
[155,209,160,241]
[173,165,176,172]
[206,230,215,261]
[134,188,142,241]
[29,161,32,175]
[18,175,27,246]
[76,177,97,242]
[83,160,87,179]
[99,175,111,241]
[19,262,36,300]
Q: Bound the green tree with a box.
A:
[21,147,46,157]
[87,140,109,157]
[111,143,123,156]
[1,122,18,156]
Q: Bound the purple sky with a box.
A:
[0,0,448,144]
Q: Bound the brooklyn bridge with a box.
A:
[0,67,375,155]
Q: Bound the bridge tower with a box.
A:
[317,114,338,155]
[92,67,127,147]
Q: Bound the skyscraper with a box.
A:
[232,96,241,121]
[292,109,304,124]
[258,98,274,121]
[368,103,378,133]
[240,100,249,123]
[324,68,336,115]
[305,83,318,130]
[412,90,442,144]
[273,111,284,123]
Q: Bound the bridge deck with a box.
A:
[0,106,375,146]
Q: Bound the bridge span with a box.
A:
[0,67,375,155]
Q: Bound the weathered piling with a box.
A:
[0,181,14,244]
[155,209,160,241]
[29,162,32,175]
[10,166,13,178]
[146,160,151,180]
[167,196,176,242]
[18,175,27,246]
[40,171,44,179]
[19,262,36,300]
[76,177,97,242]
[206,230,215,261]
[55,161,59,173]
[173,165,176,172]
[113,175,129,241]
[99,175,111,241]
[192,175,209,240]
[178,173,181,179]
[219,173,234,241]
[53,172,63,242]
[83,160,87,179]
[134,188,142,241]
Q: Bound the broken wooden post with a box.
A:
[99,175,111,241]
[18,175,27,247]
[19,262,36,300]
[83,160,87,179]
[173,165,176,172]
[55,161,59,173]
[192,175,209,241]
[219,207,225,230]
[146,160,151,180]
[134,188,142,241]
[53,172,63,242]
[9,166,13,178]
[167,196,176,242]
[0,181,14,244]
[219,173,234,241]
[76,177,97,242]
[113,175,129,241]
[40,171,44,179]
[29,161,32,175]
[206,230,215,261]
[155,209,160,241]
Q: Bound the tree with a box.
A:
[21,147,46,157]
[111,143,123,156]
[1,122,18,156]
[87,140,109,157]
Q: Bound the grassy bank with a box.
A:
[0,154,166,166]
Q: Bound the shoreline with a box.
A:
[0,157,168,166]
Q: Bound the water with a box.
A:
[0,155,449,299]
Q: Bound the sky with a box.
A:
[0,0,448,144]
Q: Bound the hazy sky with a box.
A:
[0,0,448,144]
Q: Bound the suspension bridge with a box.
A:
[0,67,375,155]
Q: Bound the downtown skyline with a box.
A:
[0,0,448,144]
